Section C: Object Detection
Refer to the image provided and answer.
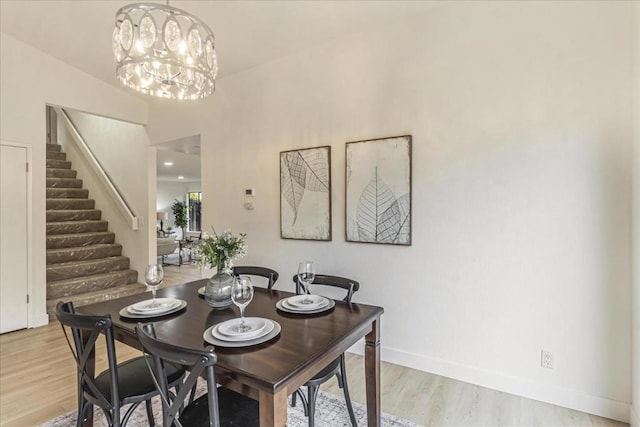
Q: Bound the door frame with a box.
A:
[1,140,33,329]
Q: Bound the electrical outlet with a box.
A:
[541,350,554,369]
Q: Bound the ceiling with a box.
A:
[0,0,428,91]
[1,0,429,182]
[157,135,201,182]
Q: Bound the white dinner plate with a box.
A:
[203,321,281,348]
[217,317,267,337]
[211,319,274,342]
[286,295,329,310]
[276,298,335,315]
[198,286,205,296]
[120,299,187,319]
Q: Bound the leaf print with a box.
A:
[281,155,305,225]
[356,168,396,242]
[377,199,401,243]
[393,193,411,244]
[300,149,329,192]
[284,152,307,188]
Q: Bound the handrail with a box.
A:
[54,107,139,230]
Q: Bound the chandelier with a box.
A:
[112,2,218,100]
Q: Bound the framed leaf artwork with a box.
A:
[280,146,331,241]
[346,135,412,245]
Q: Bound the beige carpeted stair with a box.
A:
[45,143,144,318]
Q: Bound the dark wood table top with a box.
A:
[78,279,384,396]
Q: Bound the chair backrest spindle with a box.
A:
[292,274,359,303]
[232,266,279,290]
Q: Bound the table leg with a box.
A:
[259,389,288,427]
[365,319,381,427]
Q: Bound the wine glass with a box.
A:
[144,264,164,308]
[297,261,315,304]
[231,276,254,333]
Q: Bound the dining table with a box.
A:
[76,278,384,427]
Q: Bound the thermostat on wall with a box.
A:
[245,188,255,196]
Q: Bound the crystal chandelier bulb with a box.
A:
[113,3,217,100]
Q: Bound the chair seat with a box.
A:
[179,387,259,427]
[90,356,183,402]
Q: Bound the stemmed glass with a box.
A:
[144,264,164,308]
[231,276,254,333]
[297,261,315,304]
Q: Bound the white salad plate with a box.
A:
[129,298,181,314]
[120,299,187,319]
[276,298,335,315]
[217,317,267,337]
[211,319,274,342]
[203,320,281,348]
[285,295,329,310]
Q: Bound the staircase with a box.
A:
[45,143,144,318]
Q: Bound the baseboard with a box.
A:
[631,403,639,427]
[348,342,630,423]
[30,313,49,328]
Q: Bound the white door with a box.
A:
[0,143,29,333]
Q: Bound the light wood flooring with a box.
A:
[0,264,628,427]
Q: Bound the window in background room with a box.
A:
[188,192,202,232]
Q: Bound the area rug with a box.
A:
[39,381,418,427]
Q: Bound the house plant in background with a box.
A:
[196,228,248,309]
[171,199,189,240]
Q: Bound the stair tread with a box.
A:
[46,168,77,178]
[47,231,114,238]
[46,220,107,227]
[47,243,122,254]
[47,256,128,269]
[48,269,138,286]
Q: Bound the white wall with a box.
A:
[148,1,636,421]
[631,3,640,426]
[57,110,153,278]
[0,33,148,326]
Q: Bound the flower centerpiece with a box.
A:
[196,228,248,273]
[196,228,247,309]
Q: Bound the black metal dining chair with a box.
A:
[290,274,359,427]
[55,301,185,427]
[232,265,279,290]
[136,322,260,427]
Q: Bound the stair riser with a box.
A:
[46,221,108,235]
[48,270,138,300]
[46,168,77,179]
[46,144,62,152]
[46,199,95,210]
[47,245,122,264]
[47,233,115,249]
[46,178,83,188]
[46,188,89,199]
[46,152,66,161]
[47,210,102,222]
[47,257,130,282]
[46,159,72,169]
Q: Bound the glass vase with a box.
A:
[204,262,234,310]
